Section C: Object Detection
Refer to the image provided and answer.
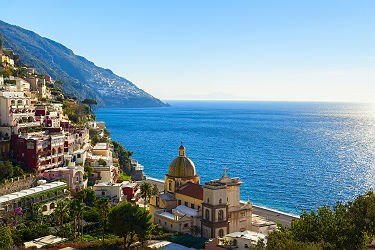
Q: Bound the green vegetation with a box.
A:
[112,141,133,175]
[0,226,13,249]
[0,160,24,183]
[108,202,153,249]
[140,182,152,206]
[82,98,98,112]
[95,198,111,242]
[76,188,97,206]
[117,169,131,182]
[266,191,375,249]
[63,100,93,124]
[89,128,109,146]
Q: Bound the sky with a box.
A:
[1,0,374,102]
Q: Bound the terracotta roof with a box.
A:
[176,182,203,200]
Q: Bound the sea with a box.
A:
[95,101,375,215]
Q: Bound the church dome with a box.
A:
[168,143,196,178]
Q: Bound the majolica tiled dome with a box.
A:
[168,144,196,178]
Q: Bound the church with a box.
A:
[149,143,252,238]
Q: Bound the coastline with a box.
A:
[144,176,299,226]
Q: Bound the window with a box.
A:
[11,100,15,106]
[102,191,105,196]
[191,204,195,209]
[218,229,224,237]
[171,224,173,228]
[178,200,181,205]
[185,202,188,206]
[156,197,160,207]
[184,223,188,228]
[165,222,167,226]
[244,244,249,248]
[205,209,210,220]
[219,198,222,204]
[207,198,210,203]
[218,210,224,221]
[27,142,34,149]
[169,181,172,191]
[198,206,200,210]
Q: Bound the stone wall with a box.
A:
[0,174,35,196]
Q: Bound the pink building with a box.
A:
[42,165,87,193]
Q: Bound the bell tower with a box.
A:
[201,180,229,238]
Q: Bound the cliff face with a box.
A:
[0,20,167,107]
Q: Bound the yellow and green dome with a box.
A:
[168,144,196,178]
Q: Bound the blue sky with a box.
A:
[1,0,374,102]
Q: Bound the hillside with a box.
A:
[0,20,167,107]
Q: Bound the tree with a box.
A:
[347,191,375,237]
[0,160,13,181]
[55,80,64,87]
[54,199,70,237]
[108,202,153,249]
[112,141,133,175]
[82,98,98,112]
[152,184,159,196]
[95,198,111,242]
[76,189,97,206]
[0,226,13,249]
[266,191,375,250]
[70,200,85,239]
[140,182,152,207]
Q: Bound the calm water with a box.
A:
[96,101,375,215]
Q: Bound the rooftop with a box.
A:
[160,192,176,201]
[24,235,67,248]
[173,205,199,217]
[93,143,108,150]
[176,182,203,200]
[0,181,66,205]
[225,230,267,244]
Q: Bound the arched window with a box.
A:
[169,181,172,191]
[205,209,210,220]
[219,198,222,204]
[218,229,224,237]
[52,148,56,155]
[42,205,48,212]
[207,198,210,203]
[218,210,224,221]
[50,203,55,209]
[11,100,15,106]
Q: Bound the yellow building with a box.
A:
[150,143,253,238]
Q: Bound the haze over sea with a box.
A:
[96,101,375,215]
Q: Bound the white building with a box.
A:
[0,91,38,133]
[219,230,267,249]
[0,181,68,215]
[154,205,201,234]
[93,181,126,204]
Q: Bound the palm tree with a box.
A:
[140,182,152,207]
[70,200,85,239]
[95,198,111,242]
[53,199,69,237]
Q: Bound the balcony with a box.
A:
[17,121,41,128]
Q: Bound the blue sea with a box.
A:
[96,101,375,215]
